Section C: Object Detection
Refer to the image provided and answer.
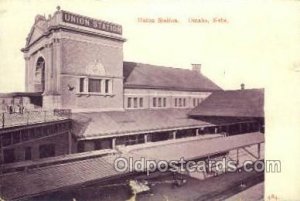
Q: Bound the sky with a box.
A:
[0,0,299,92]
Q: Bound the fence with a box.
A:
[1,109,71,128]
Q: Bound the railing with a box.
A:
[1,109,71,128]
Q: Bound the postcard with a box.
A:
[0,0,299,200]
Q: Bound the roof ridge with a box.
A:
[217,88,264,92]
[123,61,195,72]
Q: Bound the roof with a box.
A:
[123,62,222,92]
[0,133,264,200]
[1,149,117,173]
[128,132,264,161]
[0,154,125,201]
[189,89,264,118]
[71,109,213,140]
[0,92,42,98]
[22,10,125,52]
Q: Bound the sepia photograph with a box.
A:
[0,0,299,200]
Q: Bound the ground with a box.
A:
[33,167,264,201]
[226,182,264,201]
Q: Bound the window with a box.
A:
[78,78,112,94]
[158,98,162,107]
[79,78,85,92]
[95,139,112,150]
[153,97,157,107]
[39,144,55,158]
[77,142,85,153]
[175,98,177,107]
[179,98,182,107]
[116,135,145,146]
[133,97,138,108]
[88,78,101,93]
[28,128,35,139]
[105,80,109,93]
[139,98,143,108]
[25,147,32,160]
[18,98,23,104]
[193,98,196,107]
[3,148,15,163]
[163,98,167,107]
[183,98,186,107]
[35,57,45,92]
[127,97,132,108]
[2,133,11,146]
[128,97,144,109]
[12,132,20,144]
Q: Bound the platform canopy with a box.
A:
[0,133,264,201]
[127,132,264,161]
[72,109,214,140]
[189,89,264,118]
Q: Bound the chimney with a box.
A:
[191,64,201,73]
[241,83,245,90]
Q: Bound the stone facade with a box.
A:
[22,9,125,112]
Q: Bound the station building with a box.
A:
[0,8,264,165]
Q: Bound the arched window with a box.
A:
[34,57,45,92]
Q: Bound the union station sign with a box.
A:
[62,11,122,35]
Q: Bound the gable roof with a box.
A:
[0,133,264,201]
[123,62,222,92]
[189,88,264,118]
[128,132,264,161]
[0,153,126,201]
[71,109,213,140]
[25,15,49,48]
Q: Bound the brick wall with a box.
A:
[59,36,124,111]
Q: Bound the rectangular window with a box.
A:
[153,97,157,107]
[133,97,138,108]
[193,98,196,107]
[175,98,177,107]
[158,97,162,107]
[39,144,55,159]
[105,80,109,93]
[2,133,11,146]
[28,128,35,139]
[163,98,167,107]
[119,135,145,146]
[179,98,182,107]
[88,79,101,93]
[79,78,85,92]
[77,142,85,153]
[3,148,15,163]
[127,97,132,108]
[21,130,29,141]
[183,98,186,107]
[95,139,112,150]
[25,147,32,160]
[12,132,20,144]
[139,98,143,108]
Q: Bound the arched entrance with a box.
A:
[34,57,45,92]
